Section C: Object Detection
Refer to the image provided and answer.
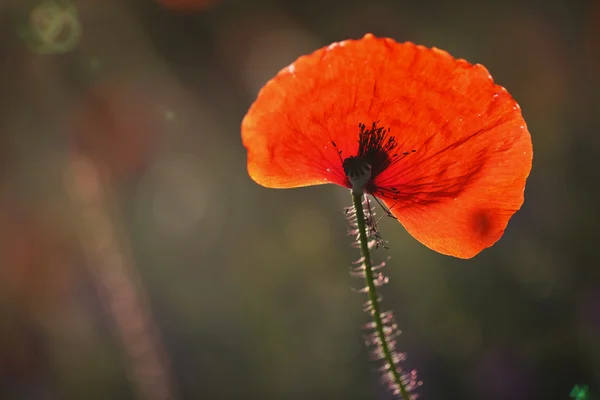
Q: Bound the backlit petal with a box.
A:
[380,116,531,258]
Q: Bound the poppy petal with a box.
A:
[380,115,531,259]
[375,93,532,258]
[242,34,532,258]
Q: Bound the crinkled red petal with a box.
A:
[241,34,532,258]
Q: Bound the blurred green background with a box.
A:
[0,0,599,399]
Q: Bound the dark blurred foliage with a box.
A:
[0,0,598,399]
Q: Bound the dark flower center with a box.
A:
[355,121,398,178]
[340,122,396,189]
[336,121,415,194]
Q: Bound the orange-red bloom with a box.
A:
[241,34,532,259]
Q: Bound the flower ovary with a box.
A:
[343,156,372,194]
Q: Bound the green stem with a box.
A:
[351,191,411,400]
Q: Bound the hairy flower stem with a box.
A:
[351,191,411,400]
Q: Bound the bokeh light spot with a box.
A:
[21,0,82,54]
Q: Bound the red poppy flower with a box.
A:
[242,34,532,259]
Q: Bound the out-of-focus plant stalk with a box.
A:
[64,155,176,400]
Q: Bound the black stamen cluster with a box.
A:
[357,122,398,178]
